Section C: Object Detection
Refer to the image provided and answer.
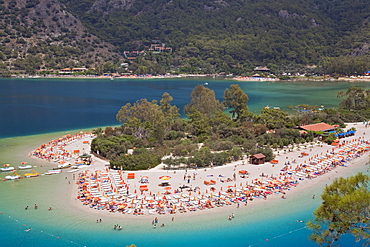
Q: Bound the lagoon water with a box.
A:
[2,77,370,138]
[0,78,369,247]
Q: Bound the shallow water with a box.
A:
[0,132,368,247]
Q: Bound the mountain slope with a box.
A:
[0,0,122,73]
[61,0,370,68]
[1,0,370,75]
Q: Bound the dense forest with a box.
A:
[1,0,370,76]
[90,85,367,171]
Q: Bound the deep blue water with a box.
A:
[2,77,370,138]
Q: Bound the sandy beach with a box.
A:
[27,122,370,222]
[0,123,369,247]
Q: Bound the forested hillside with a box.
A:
[1,0,370,75]
[0,0,122,75]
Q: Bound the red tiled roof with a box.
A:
[252,153,266,159]
[299,123,336,132]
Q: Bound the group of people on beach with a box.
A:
[152,217,166,228]
[74,136,370,216]
[31,133,93,163]
[113,224,122,230]
[24,204,52,211]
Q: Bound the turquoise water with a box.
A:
[0,139,366,247]
[1,78,370,246]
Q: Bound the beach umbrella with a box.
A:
[159,176,171,180]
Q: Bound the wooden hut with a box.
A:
[250,153,266,165]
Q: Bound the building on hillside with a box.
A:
[123,50,145,63]
[59,67,88,74]
[254,66,270,73]
[149,43,172,53]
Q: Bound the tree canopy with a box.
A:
[223,84,249,120]
[184,84,224,117]
[94,85,354,170]
[308,173,370,246]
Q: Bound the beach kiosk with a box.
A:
[250,153,266,165]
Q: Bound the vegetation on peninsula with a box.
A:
[91,85,369,171]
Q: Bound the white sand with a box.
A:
[31,122,370,221]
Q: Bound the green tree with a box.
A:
[92,127,104,137]
[257,108,292,129]
[160,92,180,125]
[307,173,370,246]
[337,87,370,110]
[184,84,224,117]
[223,84,249,120]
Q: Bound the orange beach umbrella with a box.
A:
[159,176,171,180]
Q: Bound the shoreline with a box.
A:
[25,122,370,221]
[5,74,370,83]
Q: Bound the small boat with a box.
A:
[0,167,15,172]
[204,82,208,85]
[55,162,71,169]
[45,169,62,175]
[24,170,40,178]
[18,165,32,170]
[5,175,22,180]
[4,172,22,180]
[68,169,79,173]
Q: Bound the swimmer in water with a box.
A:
[296,220,304,223]
[25,227,32,232]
